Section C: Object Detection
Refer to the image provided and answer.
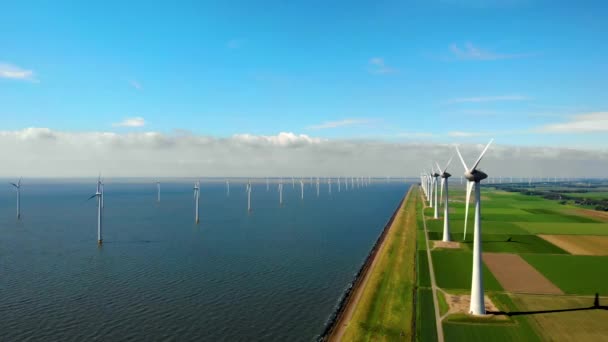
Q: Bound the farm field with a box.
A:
[539,234,608,255]
[510,294,608,342]
[417,184,608,341]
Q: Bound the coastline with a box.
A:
[318,185,413,341]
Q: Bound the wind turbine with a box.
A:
[279,179,284,205]
[193,181,200,224]
[292,176,295,189]
[100,178,105,209]
[10,177,22,219]
[338,176,341,192]
[300,179,304,199]
[432,167,440,219]
[456,139,493,316]
[157,181,161,202]
[437,158,453,242]
[247,180,252,212]
[88,176,103,245]
[226,179,230,196]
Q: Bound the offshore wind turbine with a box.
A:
[226,179,230,196]
[10,177,22,219]
[100,178,105,209]
[88,176,103,245]
[247,180,252,212]
[300,179,304,199]
[292,176,295,189]
[437,158,453,242]
[338,176,341,192]
[316,177,320,197]
[456,139,493,316]
[193,181,200,224]
[278,178,284,205]
[157,181,161,202]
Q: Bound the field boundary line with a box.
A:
[419,186,445,342]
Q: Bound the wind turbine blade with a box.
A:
[87,194,97,201]
[443,156,453,174]
[9,182,18,188]
[463,181,474,240]
[455,145,469,171]
[471,139,494,170]
[435,162,442,174]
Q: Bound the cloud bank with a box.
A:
[0,128,607,178]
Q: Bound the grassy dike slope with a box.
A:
[339,187,417,341]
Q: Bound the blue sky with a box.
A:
[1,0,607,148]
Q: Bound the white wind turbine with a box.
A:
[436,158,453,242]
[338,176,341,192]
[431,167,440,219]
[247,179,252,212]
[157,181,161,202]
[10,177,22,219]
[300,179,304,199]
[292,176,295,189]
[88,176,103,245]
[193,180,200,224]
[456,139,493,316]
[226,179,230,196]
[100,178,105,209]
[278,178,284,205]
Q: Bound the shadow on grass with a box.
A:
[490,294,608,316]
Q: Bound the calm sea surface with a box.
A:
[0,180,409,341]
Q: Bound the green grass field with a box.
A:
[522,254,608,295]
[443,294,541,342]
[462,234,567,254]
[340,188,417,341]
[431,250,503,291]
[416,288,438,342]
[510,294,608,341]
[418,184,608,341]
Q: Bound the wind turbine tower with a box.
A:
[279,179,283,205]
[226,179,230,196]
[247,180,252,212]
[88,176,103,245]
[194,181,200,224]
[437,159,453,242]
[300,179,304,199]
[456,139,493,316]
[10,177,22,219]
[432,167,440,219]
[157,181,161,202]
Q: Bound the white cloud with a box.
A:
[538,112,608,133]
[0,62,37,82]
[113,117,146,127]
[368,57,398,74]
[307,118,375,130]
[0,128,606,177]
[449,42,533,61]
[448,95,527,103]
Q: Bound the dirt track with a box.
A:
[483,253,563,294]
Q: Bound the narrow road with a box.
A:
[420,186,445,342]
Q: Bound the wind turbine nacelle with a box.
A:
[432,173,440,178]
[465,170,488,182]
[441,172,452,178]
